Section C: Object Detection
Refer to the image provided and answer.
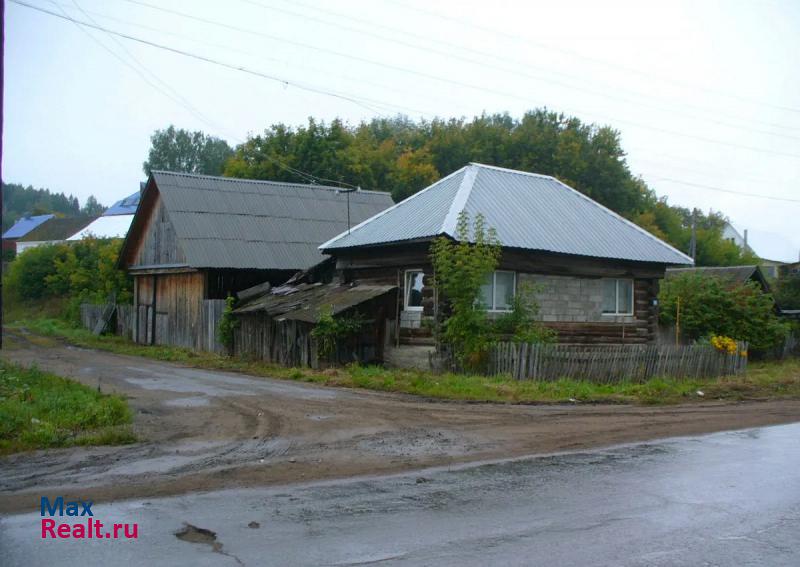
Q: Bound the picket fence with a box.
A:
[489,342,748,382]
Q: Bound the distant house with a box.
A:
[321,163,693,348]
[68,190,141,241]
[665,265,771,294]
[2,213,54,253]
[118,171,393,347]
[15,217,96,254]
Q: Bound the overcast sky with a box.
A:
[5,0,800,261]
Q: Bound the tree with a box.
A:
[2,182,82,229]
[80,195,106,216]
[143,125,233,176]
[430,211,501,370]
[658,272,788,353]
[224,110,760,267]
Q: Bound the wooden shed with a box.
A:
[117,171,393,348]
[232,282,397,367]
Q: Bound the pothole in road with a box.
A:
[175,524,244,565]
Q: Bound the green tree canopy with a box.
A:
[225,110,756,267]
[2,182,81,230]
[143,125,234,176]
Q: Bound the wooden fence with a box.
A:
[81,300,225,353]
[489,342,748,382]
[80,304,135,339]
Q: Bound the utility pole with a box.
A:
[1,0,5,350]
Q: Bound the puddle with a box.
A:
[164,396,210,408]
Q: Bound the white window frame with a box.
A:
[602,278,634,316]
[404,269,425,311]
[482,270,516,312]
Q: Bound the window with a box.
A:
[404,270,425,311]
[480,271,516,311]
[602,279,634,315]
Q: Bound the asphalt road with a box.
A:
[2,422,799,566]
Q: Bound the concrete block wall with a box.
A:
[519,273,636,324]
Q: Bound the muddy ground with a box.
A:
[2,329,800,514]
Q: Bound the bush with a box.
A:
[311,306,365,359]
[493,282,556,344]
[218,295,239,355]
[659,272,788,352]
[3,238,132,323]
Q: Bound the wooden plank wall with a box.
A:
[133,196,186,266]
[83,298,224,353]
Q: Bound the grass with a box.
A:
[0,360,135,455]
[7,316,800,406]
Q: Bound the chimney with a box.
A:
[743,229,748,250]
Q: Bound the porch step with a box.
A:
[384,344,435,370]
[399,336,436,346]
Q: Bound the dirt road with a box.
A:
[2,329,800,514]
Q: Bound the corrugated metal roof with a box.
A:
[18,217,97,242]
[150,171,394,270]
[321,163,694,265]
[2,214,55,239]
[67,215,134,240]
[234,282,396,323]
[104,191,141,216]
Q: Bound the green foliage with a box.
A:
[2,182,81,229]
[311,306,366,358]
[0,361,134,454]
[225,110,755,267]
[659,273,789,352]
[4,239,132,322]
[775,273,800,309]
[494,283,557,344]
[143,125,234,175]
[218,295,239,354]
[80,195,106,216]
[430,211,501,369]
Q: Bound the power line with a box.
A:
[12,1,414,116]
[102,0,800,160]
[385,0,800,116]
[13,0,800,200]
[18,2,373,189]
[240,0,800,142]
[652,177,800,203]
[45,0,452,118]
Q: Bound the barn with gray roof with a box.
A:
[118,171,393,347]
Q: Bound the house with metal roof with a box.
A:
[2,213,55,253]
[118,171,393,347]
[321,163,694,348]
[68,189,142,241]
[15,216,97,254]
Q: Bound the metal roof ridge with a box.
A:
[467,162,557,181]
[441,164,478,236]
[152,170,387,195]
[319,165,469,249]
